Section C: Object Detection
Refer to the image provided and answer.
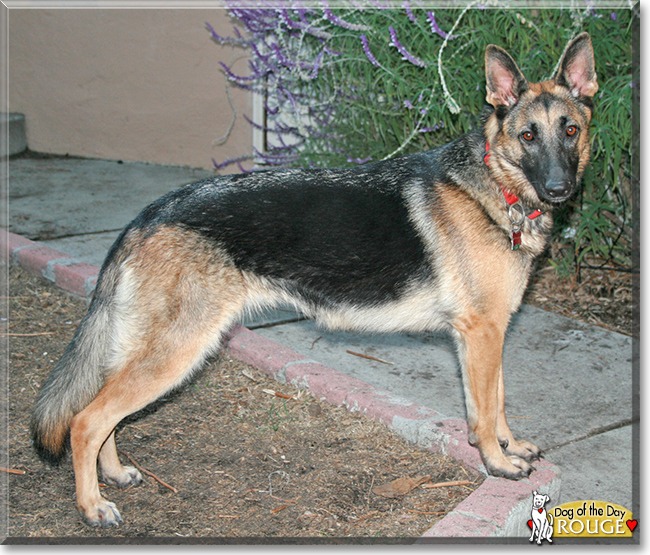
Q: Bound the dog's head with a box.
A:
[531,490,550,510]
[483,33,598,209]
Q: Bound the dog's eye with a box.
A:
[566,125,578,137]
[522,131,534,142]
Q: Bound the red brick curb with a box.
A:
[3,231,99,298]
[3,230,561,539]
[226,324,561,539]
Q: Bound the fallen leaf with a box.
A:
[372,475,430,499]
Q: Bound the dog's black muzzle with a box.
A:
[535,159,577,204]
[543,179,575,202]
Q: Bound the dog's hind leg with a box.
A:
[70,227,250,526]
[70,330,222,526]
[97,430,145,489]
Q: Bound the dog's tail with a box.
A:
[31,250,127,463]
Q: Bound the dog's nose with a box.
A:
[544,180,571,199]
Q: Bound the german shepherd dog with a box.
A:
[32,33,598,526]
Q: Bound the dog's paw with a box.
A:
[80,499,124,527]
[102,465,145,489]
[485,454,534,480]
[504,439,541,462]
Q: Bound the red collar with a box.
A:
[484,141,542,220]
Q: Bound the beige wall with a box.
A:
[8,9,252,171]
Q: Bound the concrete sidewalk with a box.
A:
[5,154,638,535]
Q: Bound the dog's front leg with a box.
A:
[496,365,541,462]
[454,315,534,480]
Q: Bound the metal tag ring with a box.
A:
[508,202,526,226]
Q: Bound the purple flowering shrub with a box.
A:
[209,3,467,171]
[210,2,636,273]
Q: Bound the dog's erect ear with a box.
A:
[485,45,530,108]
[554,32,598,98]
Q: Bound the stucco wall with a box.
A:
[8,8,252,170]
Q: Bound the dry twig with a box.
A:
[2,332,55,337]
[0,467,26,475]
[345,350,394,365]
[118,450,177,493]
[422,479,471,489]
[262,388,294,400]
[241,369,260,382]
[269,494,300,504]
[352,510,380,523]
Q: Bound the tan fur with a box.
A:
[69,226,253,524]
[432,187,539,475]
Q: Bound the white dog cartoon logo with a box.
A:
[529,490,553,544]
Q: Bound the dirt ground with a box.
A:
[4,266,484,542]
[524,258,634,338]
[4,255,634,542]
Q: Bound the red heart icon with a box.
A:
[626,520,637,532]
[538,508,544,513]
[527,519,533,529]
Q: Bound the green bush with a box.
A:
[213,2,637,274]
